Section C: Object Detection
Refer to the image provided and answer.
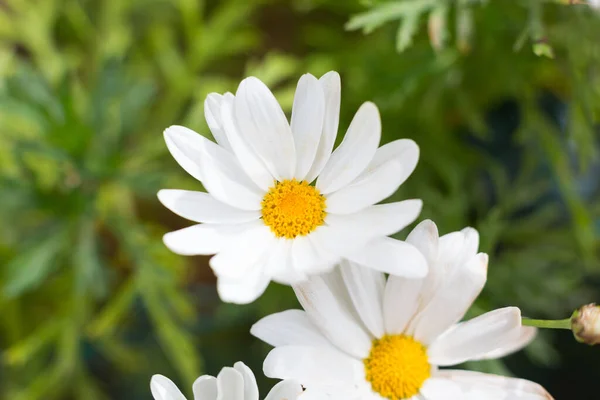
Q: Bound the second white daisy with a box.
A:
[159,72,425,304]
[251,220,552,400]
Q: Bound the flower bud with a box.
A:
[571,303,600,345]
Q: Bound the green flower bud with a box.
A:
[571,303,600,345]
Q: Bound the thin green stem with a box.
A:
[521,317,572,330]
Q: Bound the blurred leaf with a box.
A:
[3,228,66,298]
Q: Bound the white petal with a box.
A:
[158,190,260,224]
[419,378,462,400]
[192,128,264,210]
[264,239,303,285]
[150,375,187,400]
[340,259,385,337]
[192,376,217,400]
[310,225,371,260]
[325,160,406,214]
[406,219,439,266]
[291,74,325,180]
[437,232,467,274]
[344,237,428,279]
[428,307,523,366]
[264,380,304,400]
[220,94,274,191]
[293,274,372,358]
[304,71,341,183]
[251,309,331,348]
[216,367,244,400]
[216,273,271,305]
[471,326,537,361]
[234,77,296,180]
[263,345,360,385]
[409,253,488,345]
[233,362,259,400]
[436,370,554,400]
[325,200,422,239]
[163,222,254,256]
[210,225,274,280]
[164,125,206,182]
[383,274,423,335]
[317,102,381,194]
[215,248,272,304]
[204,93,232,150]
[287,234,335,281]
[354,139,419,188]
[405,220,441,311]
[461,227,480,260]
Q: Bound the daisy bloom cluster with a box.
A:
[159,72,425,304]
[251,220,554,400]
[150,362,303,400]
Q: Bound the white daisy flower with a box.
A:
[251,220,553,400]
[150,361,303,400]
[159,72,425,304]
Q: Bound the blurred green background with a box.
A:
[1,0,599,399]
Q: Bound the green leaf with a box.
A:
[3,230,65,298]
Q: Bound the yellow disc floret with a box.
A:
[364,335,430,400]
[261,179,326,239]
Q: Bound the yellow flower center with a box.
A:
[261,179,326,239]
[363,335,430,400]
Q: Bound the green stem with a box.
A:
[521,317,572,330]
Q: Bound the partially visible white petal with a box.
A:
[216,367,244,400]
[383,274,423,335]
[220,94,274,191]
[406,219,439,266]
[210,224,274,280]
[251,309,332,348]
[150,375,187,400]
[403,220,439,309]
[317,102,381,194]
[325,200,422,239]
[291,74,325,180]
[163,222,255,256]
[192,376,217,400]
[419,377,462,400]
[428,307,523,366]
[234,77,296,180]
[263,345,361,385]
[164,125,206,182]
[461,227,480,261]
[216,254,271,304]
[293,274,372,358]
[340,259,385,338]
[305,71,341,183]
[409,253,488,345]
[310,225,372,261]
[354,139,419,188]
[194,129,263,210]
[436,370,554,400]
[471,326,537,361]
[233,362,259,400]
[344,237,428,279]
[264,380,304,400]
[158,190,260,224]
[325,160,407,214]
[204,93,232,150]
[286,234,337,283]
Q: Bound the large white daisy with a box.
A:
[159,72,425,304]
[251,220,553,400]
[150,362,303,400]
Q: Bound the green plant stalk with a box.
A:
[521,317,572,330]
